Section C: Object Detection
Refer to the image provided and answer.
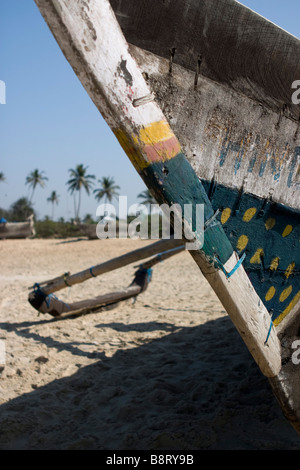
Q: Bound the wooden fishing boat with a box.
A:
[78,223,98,239]
[32,0,300,434]
[0,215,35,239]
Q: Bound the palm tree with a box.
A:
[66,164,95,220]
[94,176,120,204]
[47,190,60,219]
[9,197,35,222]
[137,188,156,209]
[83,213,95,224]
[0,172,6,182]
[25,169,48,202]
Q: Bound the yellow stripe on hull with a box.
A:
[274,290,300,326]
[114,121,181,170]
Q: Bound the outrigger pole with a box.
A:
[29,238,183,296]
[28,239,184,317]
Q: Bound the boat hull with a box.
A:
[0,218,35,239]
[125,43,300,331]
[32,0,300,434]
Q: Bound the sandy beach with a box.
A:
[0,237,299,450]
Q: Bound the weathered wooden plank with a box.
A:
[130,44,300,211]
[29,283,142,317]
[28,244,184,317]
[33,0,281,377]
[269,312,300,435]
[110,0,300,121]
[106,0,300,435]
[128,45,300,331]
[191,250,280,377]
[35,238,183,295]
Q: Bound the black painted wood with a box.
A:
[110,0,300,121]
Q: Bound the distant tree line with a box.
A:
[0,166,157,236]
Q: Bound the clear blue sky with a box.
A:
[0,0,299,221]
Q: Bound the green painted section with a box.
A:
[140,150,299,324]
[141,152,233,265]
[201,180,300,322]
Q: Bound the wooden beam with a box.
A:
[33,0,281,377]
[128,43,300,212]
[110,0,300,122]
[128,44,299,333]
[32,238,183,295]
[28,245,184,317]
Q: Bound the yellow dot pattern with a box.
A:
[221,207,231,225]
[218,205,298,327]
[236,234,248,251]
[285,262,295,279]
[243,207,257,222]
[270,257,280,271]
[265,286,276,301]
[250,248,264,264]
[279,285,293,302]
[282,224,293,237]
[265,218,276,230]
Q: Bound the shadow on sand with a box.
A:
[0,316,300,450]
[55,237,89,244]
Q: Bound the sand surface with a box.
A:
[0,237,299,450]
